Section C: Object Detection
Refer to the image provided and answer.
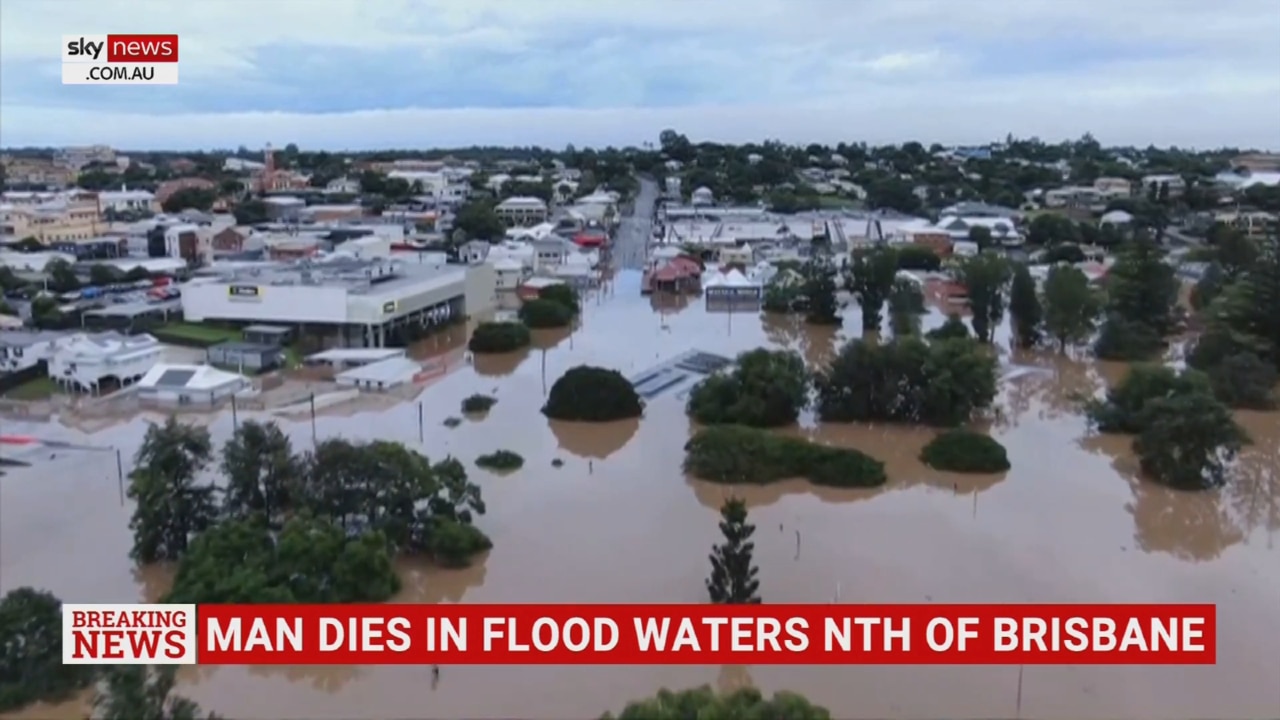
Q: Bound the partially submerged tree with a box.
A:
[131,419,494,603]
[543,366,643,421]
[537,284,580,316]
[1094,236,1178,360]
[686,349,809,428]
[1134,392,1249,490]
[1086,364,1212,434]
[165,514,402,603]
[221,420,302,525]
[518,298,573,328]
[475,450,524,472]
[920,429,1011,473]
[461,394,498,413]
[1008,263,1042,348]
[887,278,926,337]
[0,588,93,712]
[847,248,899,333]
[814,336,998,426]
[707,498,761,605]
[94,665,222,720]
[957,252,1010,343]
[468,322,531,353]
[1041,264,1101,353]
[128,417,219,563]
[926,313,971,341]
[684,425,886,488]
[803,257,841,325]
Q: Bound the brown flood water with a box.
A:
[3,271,1278,719]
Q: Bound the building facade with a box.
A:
[181,258,496,348]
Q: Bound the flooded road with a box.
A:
[2,270,1278,719]
[614,177,657,270]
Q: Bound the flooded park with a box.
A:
[2,269,1278,719]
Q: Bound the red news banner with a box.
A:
[64,603,1215,665]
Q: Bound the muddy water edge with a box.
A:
[2,270,1278,719]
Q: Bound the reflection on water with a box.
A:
[1,270,1277,720]
[760,312,843,369]
[530,325,575,351]
[549,418,641,460]
[473,349,529,377]
[1080,409,1280,562]
[247,664,362,693]
[650,291,694,316]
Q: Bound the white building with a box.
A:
[691,186,715,206]
[181,256,496,348]
[387,170,471,206]
[56,145,115,171]
[45,332,163,393]
[163,223,213,265]
[495,197,548,226]
[0,330,66,373]
[324,176,362,194]
[224,158,266,173]
[490,256,524,290]
[98,188,159,215]
[136,363,251,405]
[335,356,423,391]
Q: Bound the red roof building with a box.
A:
[573,232,607,248]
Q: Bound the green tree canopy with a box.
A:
[686,349,809,428]
[920,429,1010,473]
[1041,264,1101,353]
[1008,263,1042,348]
[1094,237,1178,359]
[469,321,531,353]
[1086,364,1213,434]
[1134,392,1248,491]
[128,418,219,563]
[847,248,898,332]
[0,588,94,712]
[94,665,222,720]
[518,297,574,329]
[957,252,1010,343]
[815,336,998,426]
[603,686,831,720]
[683,425,885,488]
[543,366,643,422]
[453,200,507,241]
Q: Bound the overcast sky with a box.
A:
[2,0,1278,151]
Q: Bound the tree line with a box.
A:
[130,417,491,604]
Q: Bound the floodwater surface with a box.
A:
[2,271,1278,719]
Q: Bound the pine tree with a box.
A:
[1008,263,1042,348]
[1210,233,1280,369]
[1102,236,1178,336]
[706,498,761,604]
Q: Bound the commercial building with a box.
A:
[496,197,548,226]
[55,145,116,171]
[98,188,160,215]
[180,256,496,348]
[0,192,103,242]
[1,157,76,189]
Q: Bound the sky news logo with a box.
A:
[62,34,179,85]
